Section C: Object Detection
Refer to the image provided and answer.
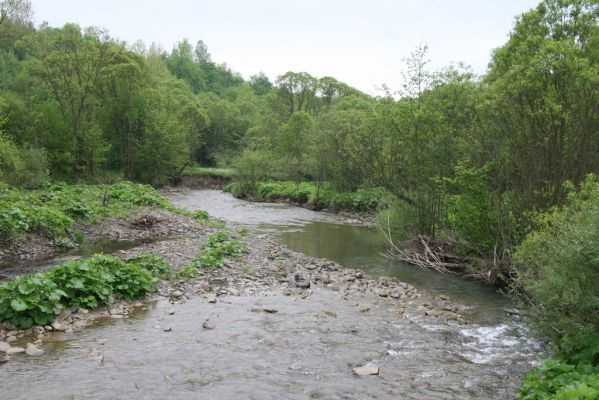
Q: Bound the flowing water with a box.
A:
[0,189,544,400]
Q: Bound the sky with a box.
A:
[29,0,540,94]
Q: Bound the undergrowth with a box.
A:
[0,181,174,242]
[186,231,248,270]
[225,181,391,213]
[0,253,171,329]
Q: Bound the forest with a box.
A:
[1,0,598,398]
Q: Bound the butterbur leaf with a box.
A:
[11,298,28,311]
[69,277,84,289]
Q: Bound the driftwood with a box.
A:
[379,216,464,275]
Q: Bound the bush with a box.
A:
[515,176,599,400]
[0,181,174,241]
[0,134,49,189]
[226,181,391,213]
[0,253,170,329]
[190,231,248,269]
[519,359,599,400]
[514,175,599,342]
[128,253,171,278]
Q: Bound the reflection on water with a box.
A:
[0,239,140,281]
[171,189,512,323]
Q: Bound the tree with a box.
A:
[249,72,273,95]
[21,24,122,176]
[0,0,32,26]
[485,0,599,209]
[194,39,211,63]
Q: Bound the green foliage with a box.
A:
[0,253,169,329]
[0,133,49,188]
[176,263,201,280]
[128,253,171,278]
[519,359,599,400]
[0,274,67,328]
[191,209,209,222]
[225,181,391,213]
[190,231,248,269]
[0,181,172,241]
[514,175,599,342]
[183,166,235,178]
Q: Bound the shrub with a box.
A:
[0,274,67,328]
[190,231,248,269]
[0,181,174,241]
[0,254,170,329]
[514,175,599,342]
[128,253,171,278]
[519,359,599,400]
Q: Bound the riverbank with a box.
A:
[225,181,391,217]
[0,186,543,399]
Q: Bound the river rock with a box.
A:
[324,310,337,317]
[166,309,176,315]
[206,294,217,303]
[0,341,10,353]
[202,320,216,330]
[6,347,25,355]
[294,274,310,289]
[172,290,184,298]
[375,288,388,297]
[163,326,172,332]
[25,344,44,357]
[353,366,379,376]
[250,307,278,314]
[51,321,65,331]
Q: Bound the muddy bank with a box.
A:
[0,209,203,274]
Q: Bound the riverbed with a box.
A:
[0,189,544,400]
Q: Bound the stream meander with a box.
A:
[0,189,544,400]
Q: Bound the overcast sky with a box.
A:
[30,0,540,94]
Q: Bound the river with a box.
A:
[0,189,544,400]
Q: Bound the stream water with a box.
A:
[0,189,544,400]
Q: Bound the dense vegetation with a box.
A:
[0,253,171,328]
[1,0,598,396]
[0,181,172,244]
[225,181,392,213]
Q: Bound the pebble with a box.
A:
[51,321,65,331]
[375,288,388,297]
[206,294,217,303]
[25,344,44,357]
[166,309,176,315]
[172,290,184,298]
[353,366,379,376]
[250,307,278,314]
[202,320,216,330]
[0,341,10,353]
[163,326,172,332]
[6,347,25,355]
[324,310,337,317]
